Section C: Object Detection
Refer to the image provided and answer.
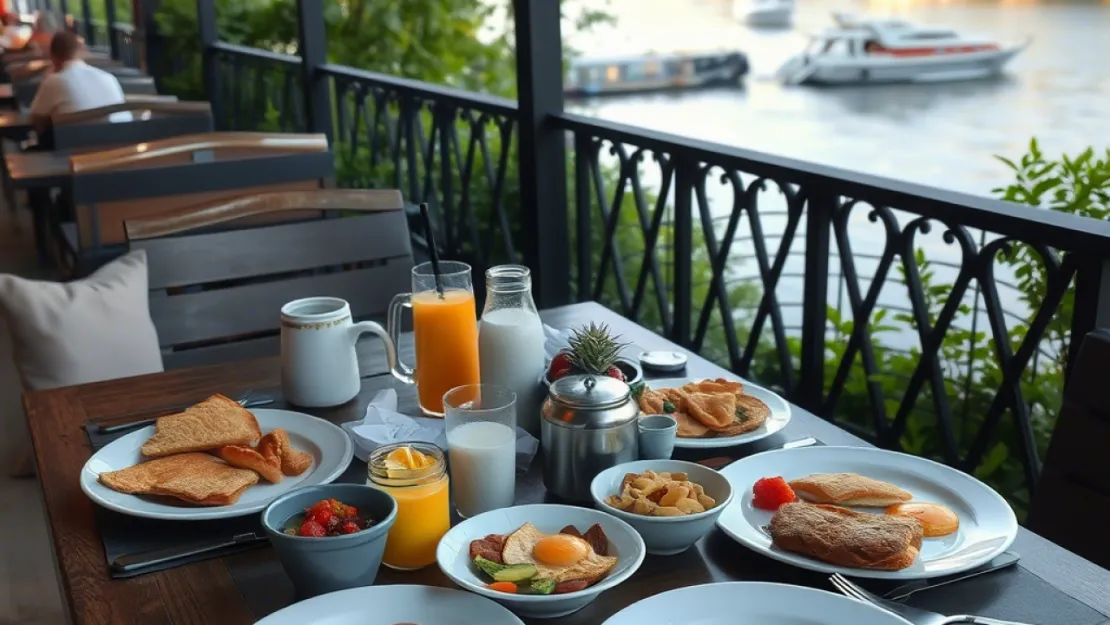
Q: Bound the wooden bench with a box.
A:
[125,189,413,369]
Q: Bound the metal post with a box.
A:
[81,0,94,44]
[295,0,332,140]
[195,0,220,127]
[104,0,118,59]
[513,0,569,309]
[140,0,162,78]
[574,131,592,302]
[1068,256,1110,380]
[672,155,695,347]
[799,188,834,412]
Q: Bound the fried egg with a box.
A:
[501,523,617,584]
[885,502,959,537]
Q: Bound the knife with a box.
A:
[97,398,275,434]
[111,532,267,574]
[883,551,1020,601]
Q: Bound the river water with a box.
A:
[563,0,1109,350]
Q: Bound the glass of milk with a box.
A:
[443,383,517,518]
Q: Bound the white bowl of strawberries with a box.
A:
[543,323,643,389]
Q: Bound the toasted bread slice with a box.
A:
[788,472,912,507]
[98,453,259,506]
[769,502,923,570]
[141,394,262,458]
[216,445,283,483]
[258,429,313,476]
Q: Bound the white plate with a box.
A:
[436,503,646,619]
[647,377,791,448]
[601,581,912,625]
[255,585,525,625]
[80,408,354,521]
[716,446,1019,580]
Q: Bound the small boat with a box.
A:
[777,13,1030,86]
[733,0,794,28]
[565,51,749,97]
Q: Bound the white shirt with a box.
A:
[29,60,127,120]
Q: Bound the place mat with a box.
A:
[861,563,1107,625]
[82,422,267,578]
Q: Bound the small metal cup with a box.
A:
[638,415,678,460]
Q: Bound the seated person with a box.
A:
[27,11,60,53]
[0,12,29,50]
[29,32,126,134]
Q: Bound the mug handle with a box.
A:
[386,293,415,385]
[348,320,398,381]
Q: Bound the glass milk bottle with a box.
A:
[478,265,546,435]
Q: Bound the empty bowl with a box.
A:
[436,503,645,619]
[261,483,397,599]
[590,459,734,555]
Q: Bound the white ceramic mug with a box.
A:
[280,297,397,407]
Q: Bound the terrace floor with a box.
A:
[0,205,66,625]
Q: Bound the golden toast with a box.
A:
[99,453,259,506]
[769,502,923,570]
[141,394,262,457]
[789,473,913,507]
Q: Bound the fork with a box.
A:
[96,392,275,434]
[830,573,1037,625]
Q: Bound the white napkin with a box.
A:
[543,324,572,360]
[342,389,540,472]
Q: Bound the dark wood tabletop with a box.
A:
[24,302,1110,624]
[0,108,31,140]
[4,148,69,188]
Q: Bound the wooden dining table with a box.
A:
[24,302,1110,625]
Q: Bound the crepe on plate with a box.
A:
[789,473,912,507]
[769,502,924,570]
[638,378,770,438]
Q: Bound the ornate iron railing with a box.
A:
[203,44,1110,508]
[321,64,519,282]
[211,43,305,133]
[557,112,1110,507]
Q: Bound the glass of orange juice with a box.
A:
[388,261,481,416]
[367,443,450,570]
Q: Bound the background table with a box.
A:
[24,302,1110,625]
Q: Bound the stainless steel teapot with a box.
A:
[541,374,640,502]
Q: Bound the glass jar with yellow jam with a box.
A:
[367,442,450,570]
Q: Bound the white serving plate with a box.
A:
[255,585,525,625]
[716,446,1019,580]
[80,408,353,521]
[436,503,646,619]
[601,582,912,625]
[647,376,791,448]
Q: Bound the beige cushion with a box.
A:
[0,250,164,390]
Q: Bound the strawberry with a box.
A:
[605,365,625,381]
[752,476,796,511]
[341,520,361,534]
[343,504,359,519]
[299,520,327,537]
[548,351,575,380]
[310,506,334,526]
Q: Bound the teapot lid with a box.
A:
[546,374,636,428]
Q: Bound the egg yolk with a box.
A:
[532,534,588,566]
[885,502,960,537]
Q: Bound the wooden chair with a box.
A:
[62,131,333,275]
[125,189,413,369]
[49,101,213,150]
[14,74,155,108]
[1027,329,1110,569]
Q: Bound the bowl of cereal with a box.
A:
[590,459,734,555]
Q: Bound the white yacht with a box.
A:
[733,0,794,28]
[777,13,1030,85]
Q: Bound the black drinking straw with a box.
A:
[419,203,445,298]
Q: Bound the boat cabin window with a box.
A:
[902,30,958,40]
[821,38,851,56]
